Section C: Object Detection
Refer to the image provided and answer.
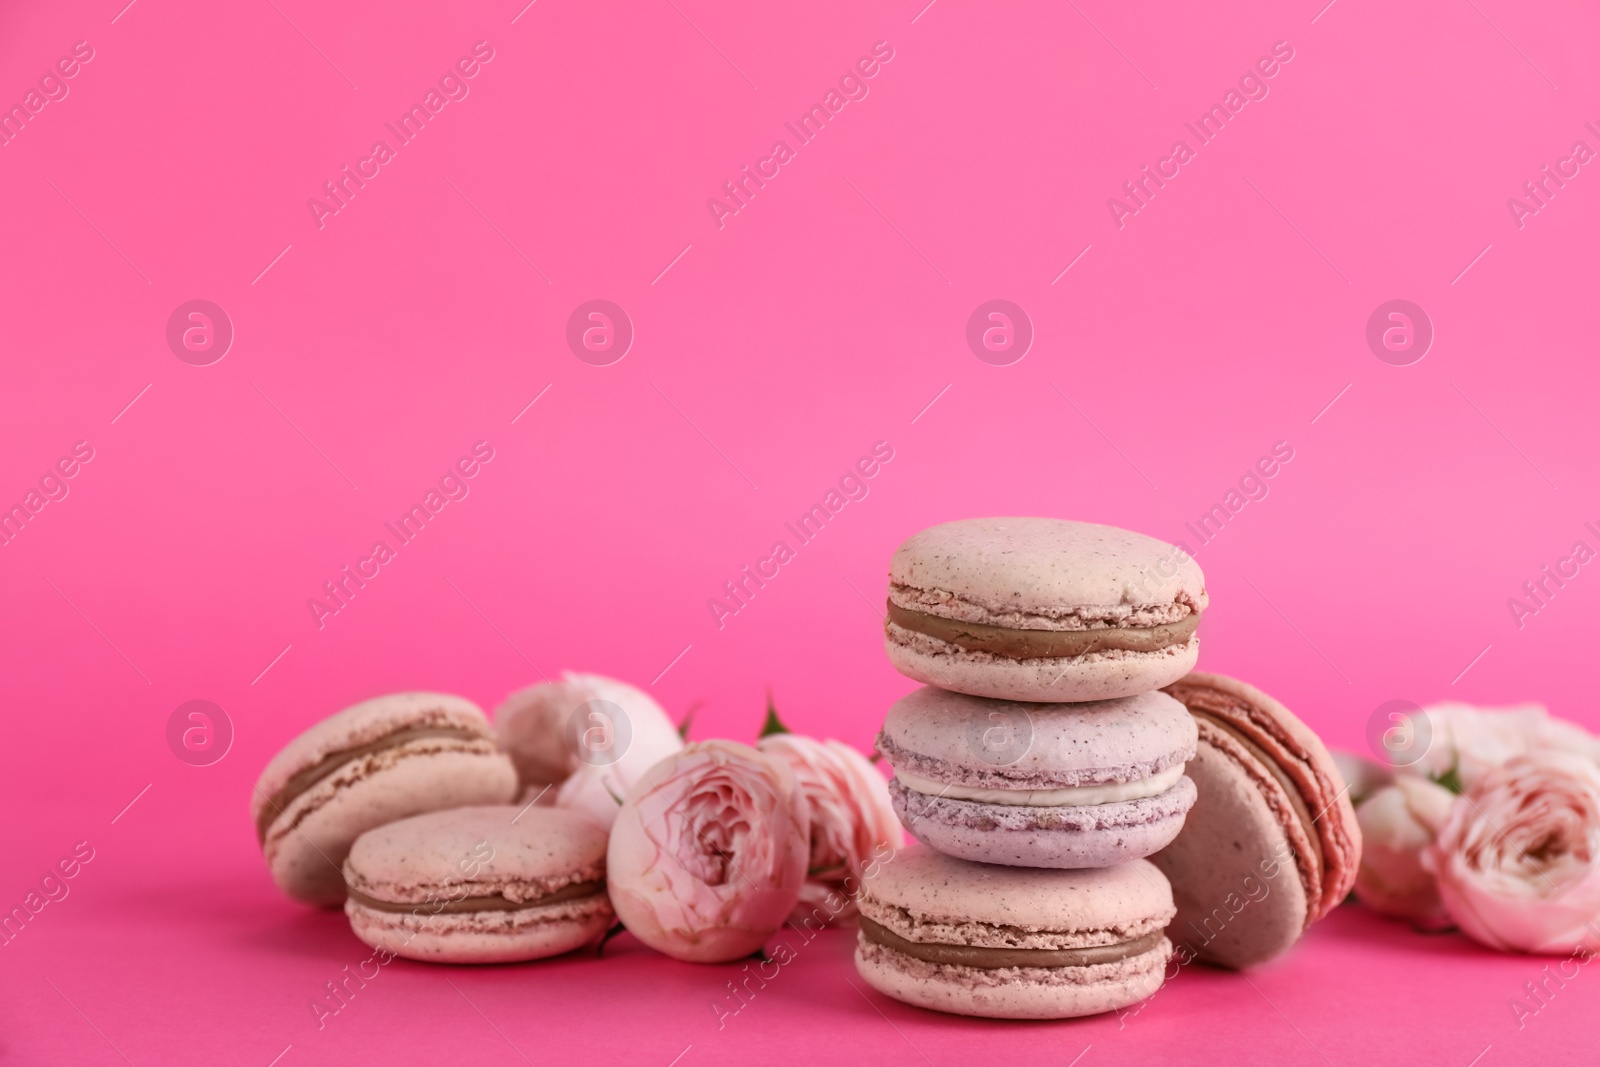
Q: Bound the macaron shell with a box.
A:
[891,776,1197,869]
[885,631,1199,703]
[252,692,494,828]
[1148,736,1308,969]
[880,686,1197,789]
[859,847,1173,939]
[343,806,607,898]
[1163,672,1360,921]
[855,935,1169,1019]
[854,847,1173,1020]
[342,806,612,964]
[889,517,1206,623]
[347,893,613,964]
[263,745,518,906]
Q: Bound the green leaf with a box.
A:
[758,690,790,738]
[596,921,626,957]
[1429,759,1464,796]
[677,700,703,742]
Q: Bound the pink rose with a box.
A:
[757,734,902,915]
[1423,753,1600,954]
[1396,702,1597,791]
[1353,776,1456,930]
[607,740,810,963]
[494,672,684,830]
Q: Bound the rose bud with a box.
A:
[608,740,810,963]
[1354,776,1456,930]
[1423,752,1600,954]
[494,672,684,829]
[758,734,901,916]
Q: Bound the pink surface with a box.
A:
[2,0,1598,1062]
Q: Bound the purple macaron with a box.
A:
[878,686,1197,869]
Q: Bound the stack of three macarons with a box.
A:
[855,518,1360,1019]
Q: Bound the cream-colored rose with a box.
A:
[607,741,809,963]
[1332,749,1393,807]
[493,672,684,829]
[1353,776,1456,930]
[757,734,901,916]
[1395,702,1595,791]
[1423,753,1600,954]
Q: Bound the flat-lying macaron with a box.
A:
[879,686,1198,868]
[1150,672,1361,969]
[885,518,1206,702]
[344,806,614,964]
[855,845,1175,1019]
[252,692,518,906]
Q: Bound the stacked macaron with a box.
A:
[859,517,1208,1019]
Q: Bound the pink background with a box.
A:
[3,0,1598,1062]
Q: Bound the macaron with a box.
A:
[878,686,1198,868]
[252,692,518,906]
[885,517,1206,702]
[855,845,1175,1019]
[1149,672,1361,968]
[344,806,614,964]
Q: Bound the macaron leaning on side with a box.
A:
[885,518,1207,702]
[1149,672,1361,968]
[879,686,1198,868]
[344,806,614,964]
[855,845,1175,1019]
[252,692,519,906]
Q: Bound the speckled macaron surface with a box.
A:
[1150,672,1361,969]
[854,845,1174,1019]
[878,686,1198,868]
[884,518,1207,702]
[252,692,519,907]
[344,805,613,964]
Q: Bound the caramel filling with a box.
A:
[255,725,486,843]
[886,602,1198,660]
[860,916,1163,969]
[346,880,606,914]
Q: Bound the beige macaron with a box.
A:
[252,692,518,906]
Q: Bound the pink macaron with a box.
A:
[1150,672,1361,968]
[885,517,1206,702]
[343,805,614,964]
[878,686,1198,868]
[252,692,518,906]
[855,845,1175,1019]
